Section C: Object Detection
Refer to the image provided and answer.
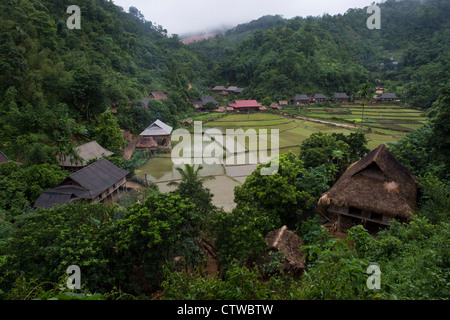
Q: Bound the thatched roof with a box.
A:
[149,91,168,100]
[59,141,114,168]
[325,144,417,219]
[265,226,306,272]
[136,137,158,149]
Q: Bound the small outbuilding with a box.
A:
[59,141,114,172]
[319,144,417,233]
[263,226,306,278]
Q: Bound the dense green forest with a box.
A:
[0,0,449,301]
[190,0,450,105]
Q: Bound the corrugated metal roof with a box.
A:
[140,120,173,136]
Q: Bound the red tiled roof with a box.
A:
[229,100,262,108]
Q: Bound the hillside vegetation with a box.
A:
[191,0,450,105]
[0,0,449,302]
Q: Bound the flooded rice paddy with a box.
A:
[135,133,264,212]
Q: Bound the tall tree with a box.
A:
[357,83,374,131]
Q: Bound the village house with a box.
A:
[312,93,327,104]
[226,86,244,95]
[148,91,168,100]
[319,144,417,234]
[291,94,310,106]
[34,158,129,209]
[192,96,220,111]
[332,93,350,104]
[212,85,244,96]
[377,92,399,102]
[58,141,114,172]
[211,85,228,95]
[140,91,168,108]
[228,100,263,113]
[138,119,173,152]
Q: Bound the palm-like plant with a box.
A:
[168,164,215,187]
[357,83,374,131]
[168,164,216,215]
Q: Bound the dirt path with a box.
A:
[122,131,140,160]
[291,114,358,129]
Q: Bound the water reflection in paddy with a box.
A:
[134,133,273,212]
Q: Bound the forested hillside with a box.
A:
[190,0,450,105]
[0,0,206,164]
[0,0,449,302]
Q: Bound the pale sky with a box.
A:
[112,0,381,36]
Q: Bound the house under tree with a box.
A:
[58,141,114,172]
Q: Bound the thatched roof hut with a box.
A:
[59,141,114,170]
[136,136,158,151]
[321,144,417,232]
[264,226,306,276]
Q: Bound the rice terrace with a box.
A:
[136,103,427,212]
[198,103,426,154]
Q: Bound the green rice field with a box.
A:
[202,105,426,150]
[136,105,426,212]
